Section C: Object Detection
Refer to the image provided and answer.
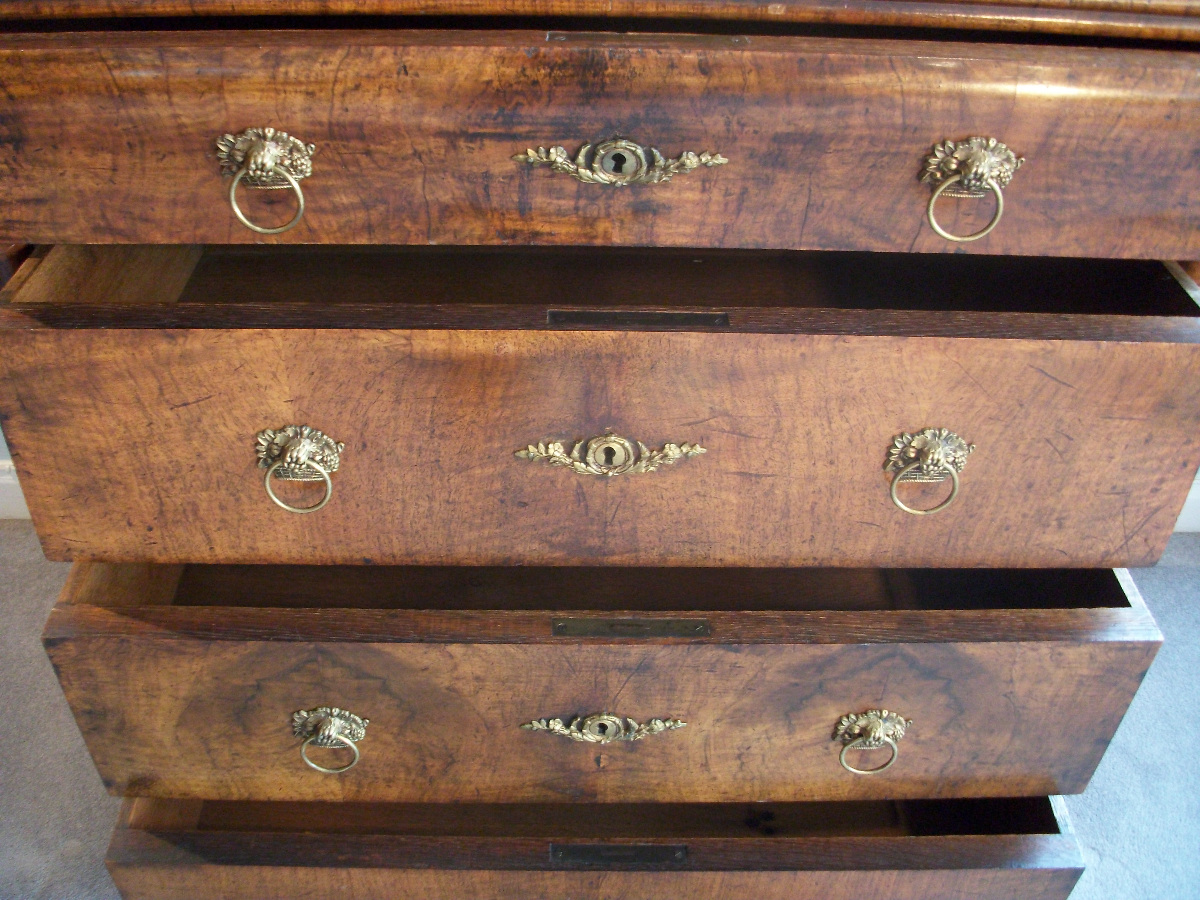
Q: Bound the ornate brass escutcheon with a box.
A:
[921,137,1023,242]
[255,424,344,514]
[834,709,911,775]
[216,127,316,234]
[522,713,687,744]
[292,707,369,774]
[514,137,727,186]
[516,430,705,477]
[885,428,974,516]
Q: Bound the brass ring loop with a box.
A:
[839,736,899,775]
[300,732,360,774]
[889,460,960,516]
[926,174,1005,243]
[229,164,306,235]
[264,460,333,514]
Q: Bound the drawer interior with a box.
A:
[76,563,1134,612]
[5,245,1197,322]
[126,796,1066,841]
[179,247,1198,317]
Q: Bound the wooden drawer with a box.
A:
[1,29,1200,257]
[45,562,1159,803]
[3,246,1200,567]
[106,796,1084,900]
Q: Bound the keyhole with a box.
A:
[596,722,609,734]
[609,152,627,173]
[603,446,617,465]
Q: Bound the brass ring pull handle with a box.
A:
[514,137,727,186]
[885,428,974,516]
[926,174,1004,243]
[216,127,315,235]
[516,430,705,477]
[292,707,368,775]
[839,736,899,775]
[255,425,344,514]
[522,713,687,743]
[301,731,359,774]
[834,709,911,776]
[229,165,305,235]
[921,137,1023,243]
[264,458,332,514]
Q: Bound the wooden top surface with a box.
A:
[3,0,1200,43]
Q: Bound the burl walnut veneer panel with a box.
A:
[1,31,1200,255]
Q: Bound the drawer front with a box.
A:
[45,564,1160,803]
[5,321,1200,567]
[106,798,1084,900]
[3,31,1200,256]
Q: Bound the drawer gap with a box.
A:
[7,247,1198,328]
[147,564,1131,612]
[134,798,1062,840]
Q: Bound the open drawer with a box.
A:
[3,245,1200,567]
[106,796,1084,900]
[45,562,1160,803]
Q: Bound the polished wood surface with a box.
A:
[106,797,1083,899]
[3,248,1198,567]
[2,0,1199,42]
[2,31,1200,256]
[45,563,1159,803]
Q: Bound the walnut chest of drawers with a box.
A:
[1,2,1199,898]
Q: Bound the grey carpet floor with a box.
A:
[0,518,1196,899]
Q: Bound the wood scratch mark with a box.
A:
[1029,365,1076,390]
[168,394,214,411]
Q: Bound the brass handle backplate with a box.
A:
[522,713,686,744]
[514,137,727,186]
[292,706,369,774]
[217,127,315,234]
[516,430,705,477]
[885,428,974,515]
[834,709,911,775]
[255,424,344,514]
[921,137,1023,242]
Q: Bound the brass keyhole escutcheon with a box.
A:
[515,137,726,186]
[601,149,629,175]
[516,430,706,477]
[523,712,687,743]
[587,435,635,474]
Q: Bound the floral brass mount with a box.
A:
[292,706,370,775]
[514,137,727,186]
[522,713,687,744]
[834,709,912,776]
[516,430,705,477]
[216,127,316,234]
[255,424,344,514]
[885,428,974,516]
[921,137,1023,242]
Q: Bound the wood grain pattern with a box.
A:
[105,797,1082,899]
[45,562,1159,803]
[2,31,1200,256]
[3,315,1198,567]
[2,0,1199,43]
[9,245,201,306]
